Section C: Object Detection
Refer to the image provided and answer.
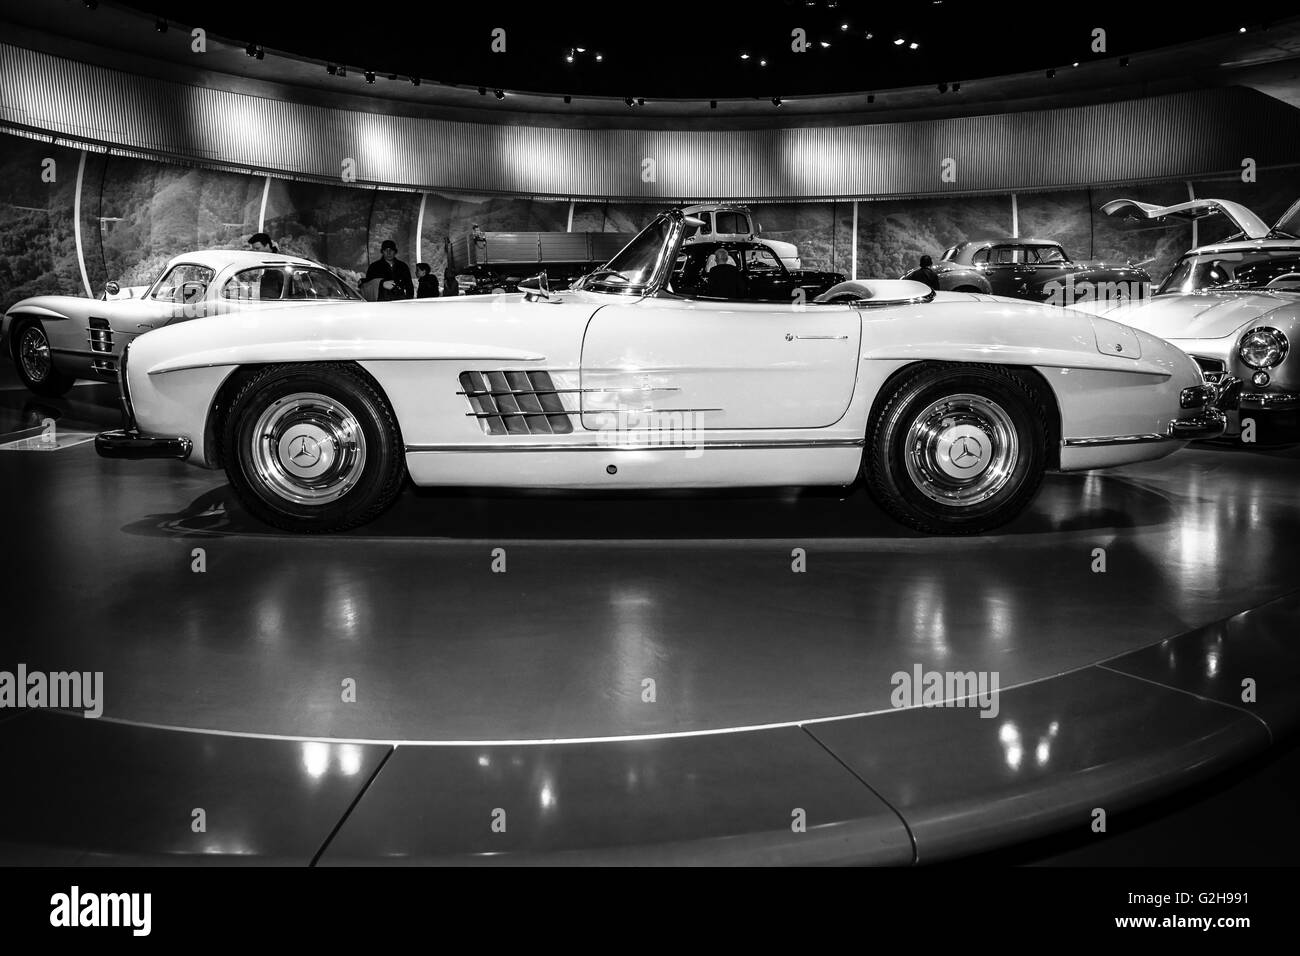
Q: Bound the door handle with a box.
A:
[787,333,849,341]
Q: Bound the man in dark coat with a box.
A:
[705,247,746,299]
[365,240,413,301]
[903,254,940,291]
[415,263,440,299]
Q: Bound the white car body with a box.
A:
[2,249,360,393]
[99,210,1230,534]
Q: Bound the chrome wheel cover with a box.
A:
[18,326,51,383]
[903,392,1019,507]
[249,392,367,506]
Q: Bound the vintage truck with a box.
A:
[446,203,801,293]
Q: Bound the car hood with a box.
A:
[1084,292,1294,340]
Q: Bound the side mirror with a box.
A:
[519,271,551,302]
[103,280,120,298]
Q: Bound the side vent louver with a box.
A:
[459,370,574,435]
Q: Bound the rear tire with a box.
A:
[13,321,76,397]
[866,364,1048,535]
[219,364,406,533]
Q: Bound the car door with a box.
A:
[738,246,793,302]
[1022,245,1073,300]
[982,244,1030,297]
[579,296,861,431]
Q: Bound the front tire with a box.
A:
[13,321,76,397]
[220,364,406,533]
[866,364,1048,535]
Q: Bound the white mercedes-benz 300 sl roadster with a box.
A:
[96,208,1237,535]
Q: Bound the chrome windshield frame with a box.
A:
[578,210,689,297]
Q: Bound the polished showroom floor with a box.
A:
[0,372,1296,863]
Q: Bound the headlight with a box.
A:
[1238,327,1289,369]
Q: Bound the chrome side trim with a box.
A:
[406,438,866,453]
[1062,434,1168,448]
[456,386,681,397]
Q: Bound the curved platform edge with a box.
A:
[0,591,1295,866]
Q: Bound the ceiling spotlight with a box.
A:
[1239,26,1247,33]
[636,97,645,106]
[245,42,258,57]
[563,94,572,104]
[952,81,961,92]
[909,41,919,49]
[364,70,376,84]
[894,37,904,45]
[864,32,874,39]
[760,58,767,66]
[819,41,831,48]
[867,94,875,103]
[771,96,782,106]
[840,23,849,30]
[155,18,167,32]
[1046,67,1055,78]
[337,65,346,77]
[565,51,574,63]
[494,89,505,99]
[326,63,337,75]
[576,47,586,53]
[82,0,97,8]
[710,99,717,109]
[410,76,420,86]
[477,86,486,95]
[741,53,750,59]
[595,53,603,62]
[624,96,634,107]
[1072,61,1080,67]
[387,73,398,81]
[937,82,948,93]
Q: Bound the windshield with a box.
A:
[579,216,674,292]
[1159,249,1300,294]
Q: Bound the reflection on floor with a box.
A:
[0,367,1296,863]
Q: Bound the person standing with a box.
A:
[415,263,440,298]
[247,232,279,253]
[903,254,940,291]
[442,265,460,297]
[365,240,413,301]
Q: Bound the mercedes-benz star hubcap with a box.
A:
[250,393,367,506]
[904,393,1018,507]
[19,328,51,382]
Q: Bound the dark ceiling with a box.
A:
[115,0,1297,100]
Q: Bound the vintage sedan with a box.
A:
[96,209,1235,536]
[1079,197,1300,442]
[1,250,361,396]
[932,238,1152,304]
[670,240,844,302]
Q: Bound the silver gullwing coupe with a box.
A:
[1082,197,1300,442]
[95,208,1238,535]
[1,250,361,397]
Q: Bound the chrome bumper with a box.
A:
[1169,409,1227,441]
[95,429,192,461]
